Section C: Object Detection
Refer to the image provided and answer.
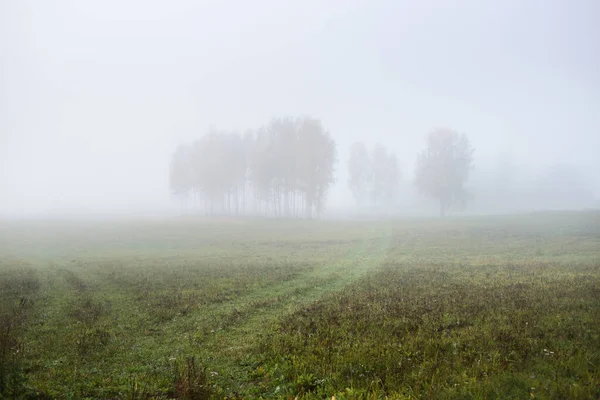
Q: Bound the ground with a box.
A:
[0,212,599,399]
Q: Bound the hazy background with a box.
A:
[1,0,599,217]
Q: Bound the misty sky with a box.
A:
[1,0,599,215]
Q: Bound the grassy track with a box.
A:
[193,224,394,393]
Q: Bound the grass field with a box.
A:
[1,212,599,399]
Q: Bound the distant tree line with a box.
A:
[347,128,474,217]
[170,117,336,218]
[171,119,476,218]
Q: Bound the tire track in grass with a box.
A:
[190,223,393,392]
[28,223,392,395]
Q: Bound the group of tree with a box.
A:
[347,143,401,208]
[347,128,475,217]
[171,119,600,217]
[171,120,477,218]
[169,117,336,218]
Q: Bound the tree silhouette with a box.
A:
[414,128,474,217]
[169,117,336,219]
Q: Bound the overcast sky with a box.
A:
[1,0,599,215]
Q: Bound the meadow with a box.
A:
[0,212,599,399]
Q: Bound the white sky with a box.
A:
[1,0,599,215]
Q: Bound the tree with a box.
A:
[414,128,474,217]
[294,117,337,218]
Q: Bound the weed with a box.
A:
[171,356,212,399]
[0,268,40,396]
[70,296,107,325]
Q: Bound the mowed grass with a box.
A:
[0,212,599,399]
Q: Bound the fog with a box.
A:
[1,0,599,218]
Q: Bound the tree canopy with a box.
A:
[169,117,336,219]
[171,123,482,217]
[414,128,474,217]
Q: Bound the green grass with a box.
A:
[0,212,599,399]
